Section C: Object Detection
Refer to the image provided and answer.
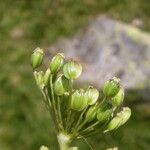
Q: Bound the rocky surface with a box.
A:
[47,16,150,100]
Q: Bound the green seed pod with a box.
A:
[97,103,113,123]
[31,47,44,69]
[97,109,113,123]
[43,68,51,86]
[63,60,82,80]
[119,107,131,126]
[50,53,65,74]
[86,86,99,105]
[111,87,124,106]
[103,77,120,97]
[85,105,97,122]
[71,89,88,111]
[34,71,45,89]
[105,107,131,132]
[104,115,122,132]
[54,75,69,96]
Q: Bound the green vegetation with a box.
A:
[0,0,150,150]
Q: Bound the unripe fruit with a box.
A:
[54,75,69,96]
[111,87,124,106]
[97,103,113,123]
[105,107,131,132]
[71,89,88,111]
[103,77,120,97]
[63,60,82,80]
[97,109,113,123]
[105,115,122,132]
[50,53,64,74]
[31,47,44,69]
[86,86,99,105]
[119,107,131,126]
[85,105,97,122]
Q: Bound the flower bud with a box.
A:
[50,53,64,74]
[34,71,45,89]
[85,105,97,122]
[97,103,113,123]
[103,77,120,97]
[111,87,124,106]
[105,107,131,132]
[71,89,88,111]
[43,68,51,86]
[31,48,44,69]
[63,60,82,80]
[86,86,99,105]
[54,75,69,96]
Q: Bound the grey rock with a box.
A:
[47,16,150,100]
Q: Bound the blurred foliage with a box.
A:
[0,0,150,150]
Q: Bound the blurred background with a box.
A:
[0,0,150,150]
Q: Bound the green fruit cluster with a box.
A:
[31,48,131,147]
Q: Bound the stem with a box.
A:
[41,88,59,132]
[57,96,64,131]
[80,126,104,138]
[66,79,73,130]
[76,119,87,132]
[74,107,87,130]
[57,133,71,150]
[80,136,94,150]
[80,121,99,134]
[50,75,61,131]
[50,75,56,112]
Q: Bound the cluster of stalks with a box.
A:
[31,48,131,150]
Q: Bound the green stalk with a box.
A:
[50,75,61,131]
[66,79,73,130]
[41,88,58,132]
[57,96,64,131]
[74,107,87,130]
[81,121,99,133]
[75,119,87,132]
